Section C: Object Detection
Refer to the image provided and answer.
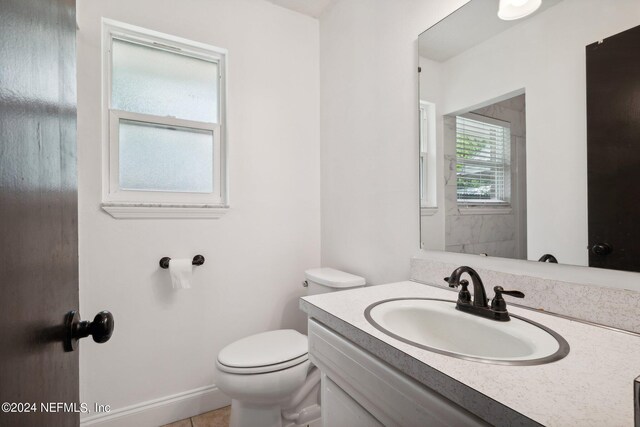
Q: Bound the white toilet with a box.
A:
[215,268,366,427]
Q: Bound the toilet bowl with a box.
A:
[215,268,365,427]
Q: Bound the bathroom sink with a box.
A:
[365,298,569,365]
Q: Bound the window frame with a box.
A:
[455,112,511,208]
[101,19,229,218]
[108,110,222,203]
[419,100,438,214]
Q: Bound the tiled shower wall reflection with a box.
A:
[444,94,527,259]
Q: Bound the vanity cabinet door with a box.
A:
[322,375,384,427]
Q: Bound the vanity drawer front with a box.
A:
[308,319,486,427]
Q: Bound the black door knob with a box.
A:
[64,310,114,352]
[591,243,613,256]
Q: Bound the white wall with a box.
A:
[436,0,639,265]
[77,0,320,420]
[319,0,468,285]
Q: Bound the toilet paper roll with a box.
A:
[169,259,193,289]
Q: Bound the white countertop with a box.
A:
[301,281,640,426]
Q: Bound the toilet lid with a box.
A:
[217,329,308,374]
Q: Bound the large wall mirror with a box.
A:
[418,0,640,273]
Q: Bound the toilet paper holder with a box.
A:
[159,255,205,269]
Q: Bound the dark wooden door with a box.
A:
[586,24,640,273]
[0,0,79,426]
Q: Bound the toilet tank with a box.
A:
[304,268,365,295]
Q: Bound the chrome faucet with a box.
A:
[444,266,525,321]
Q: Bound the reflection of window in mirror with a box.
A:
[455,113,511,208]
[440,94,527,260]
[420,100,437,215]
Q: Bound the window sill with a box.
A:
[421,206,439,216]
[101,203,229,219]
[457,205,512,215]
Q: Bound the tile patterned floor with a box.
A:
[162,405,231,427]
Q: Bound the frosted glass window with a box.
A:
[119,119,214,193]
[102,21,227,211]
[112,38,219,123]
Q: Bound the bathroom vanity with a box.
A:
[301,281,640,426]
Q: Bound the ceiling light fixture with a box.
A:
[498,0,542,21]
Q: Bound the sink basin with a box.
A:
[364,298,569,365]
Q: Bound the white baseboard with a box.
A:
[80,385,231,427]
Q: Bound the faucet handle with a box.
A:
[491,286,525,312]
[444,277,471,303]
[457,280,471,304]
[498,288,525,298]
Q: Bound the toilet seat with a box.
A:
[217,329,309,375]
[217,353,309,375]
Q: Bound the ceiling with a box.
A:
[419,0,563,62]
[265,0,334,18]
